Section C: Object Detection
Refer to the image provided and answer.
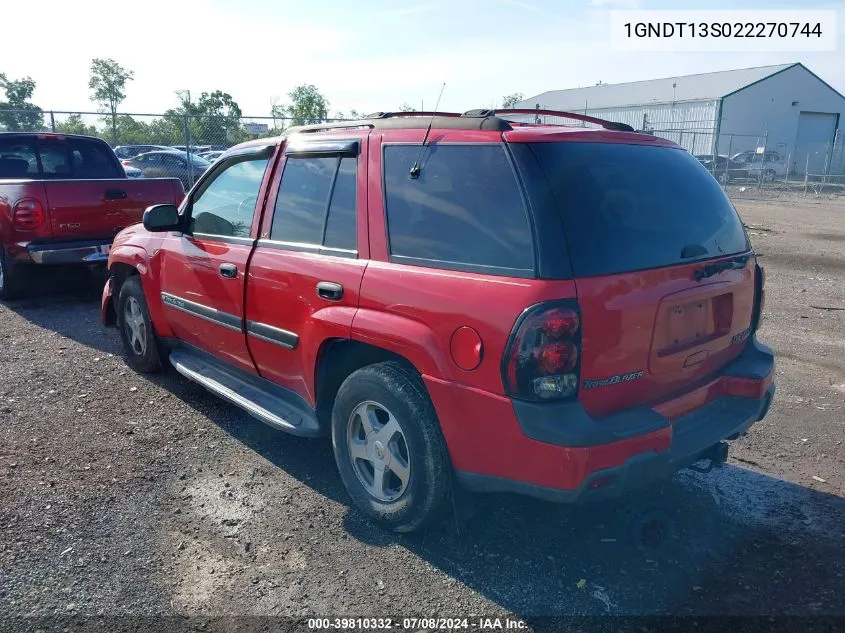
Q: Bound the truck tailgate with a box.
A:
[43,178,183,241]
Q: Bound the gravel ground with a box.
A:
[1,198,844,631]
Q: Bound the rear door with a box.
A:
[157,146,275,373]
[521,141,754,417]
[244,135,368,404]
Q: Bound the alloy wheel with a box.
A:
[346,400,411,502]
[123,296,147,356]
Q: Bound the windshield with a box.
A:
[526,142,750,277]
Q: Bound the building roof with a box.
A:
[518,63,799,110]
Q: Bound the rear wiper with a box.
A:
[693,255,750,282]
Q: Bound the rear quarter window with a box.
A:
[383,144,533,276]
[526,142,749,277]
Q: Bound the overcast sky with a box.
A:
[1,0,843,117]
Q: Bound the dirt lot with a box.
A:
[1,198,844,631]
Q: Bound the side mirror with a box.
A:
[142,204,181,232]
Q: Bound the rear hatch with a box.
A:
[522,139,754,417]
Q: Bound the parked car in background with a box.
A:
[695,154,749,183]
[0,132,184,300]
[102,109,773,533]
[198,150,225,163]
[730,150,787,180]
[123,165,144,178]
[114,145,172,160]
[125,150,211,190]
[171,145,211,154]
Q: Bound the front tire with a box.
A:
[331,362,451,533]
[117,276,162,373]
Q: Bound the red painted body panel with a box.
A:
[159,234,256,373]
[424,375,672,489]
[1,177,183,261]
[245,249,368,403]
[42,178,183,241]
[575,259,755,417]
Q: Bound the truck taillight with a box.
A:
[13,199,44,229]
[751,262,766,333]
[503,301,581,402]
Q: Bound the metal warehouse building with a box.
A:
[516,63,845,175]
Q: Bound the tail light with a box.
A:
[13,198,44,229]
[751,262,766,333]
[502,301,581,402]
[121,159,131,166]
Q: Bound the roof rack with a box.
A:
[284,108,635,135]
[463,108,635,132]
[363,111,462,119]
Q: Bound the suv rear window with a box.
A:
[527,143,749,277]
[383,144,533,275]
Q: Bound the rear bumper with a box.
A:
[457,382,774,504]
[24,239,112,265]
[431,337,775,503]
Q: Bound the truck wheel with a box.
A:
[117,276,162,373]
[0,247,25,301]
[331,361,451,533]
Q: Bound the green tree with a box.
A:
[332,109,363,121]
[56,114,98,137]
[0,73,43,131]
[195,90,242,144]
[502,92,524,108]
[270,102,287,131]
[165,90,244,145]
[285,84,328,126]
[88,58,134,143]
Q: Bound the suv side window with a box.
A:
[383,144,533,274]
[188,157,269,239]
[269,155,358,252]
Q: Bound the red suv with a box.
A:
[102,110,774,532]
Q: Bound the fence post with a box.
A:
[803,153,810,196]
[49,111,56,132]
[757,133,768,190]
[724,135,732,190]
[784,152,790,186]
[822,141,830,189]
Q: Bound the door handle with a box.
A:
[219,263,238,279]
[316,281,343,301]
[104,189,128,200]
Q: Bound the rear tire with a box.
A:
[0,247,25,301]
[331,362,451,533]
[117,276,162,373]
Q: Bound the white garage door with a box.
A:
[794,111,839,175]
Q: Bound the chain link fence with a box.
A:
[0,108,348,189]
[3,107,843,200]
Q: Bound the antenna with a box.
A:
[410,82,446,179]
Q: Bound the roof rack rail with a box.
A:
[286,120,377,135]
[363,111,462,119]
[462,108,635,132]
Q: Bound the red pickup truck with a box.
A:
[0,132,184,300]
[103,110,774,532]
